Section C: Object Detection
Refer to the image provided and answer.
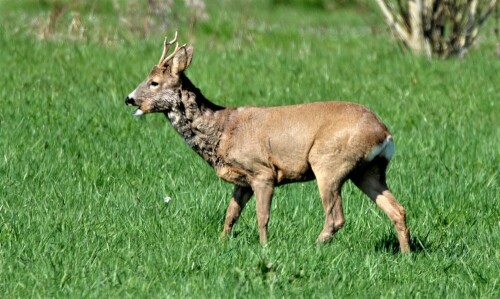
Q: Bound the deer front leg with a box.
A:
[252,179,275,244]
[222,185,253,239]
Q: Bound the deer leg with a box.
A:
[310,157,352,244]
[221,185,253,238]
[333,196,345,231]
[375,189,410,253]
[315,178,345,243]
[352,163,410,253]
[251,179,274,244]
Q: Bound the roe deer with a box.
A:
[125,32,410,253]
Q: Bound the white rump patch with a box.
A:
[367,137,395,161]
[133,109,144,117]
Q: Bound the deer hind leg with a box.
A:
[316,181,345,243]
[352,160,410,253]
[221,185,253,239]
[312,164,351,243]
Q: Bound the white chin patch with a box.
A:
[133,109,144,117]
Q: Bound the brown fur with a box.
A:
[125,37,410,253]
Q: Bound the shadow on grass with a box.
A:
[375,233,431,255]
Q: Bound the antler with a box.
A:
[162,43,187,66]
[157,31,178,67]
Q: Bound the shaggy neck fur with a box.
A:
[164,73,226,166]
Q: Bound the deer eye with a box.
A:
[149,81,159,89]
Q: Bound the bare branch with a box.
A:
[478,0,498,26]
[375,0,411,41]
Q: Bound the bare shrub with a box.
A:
[375,0,498,58]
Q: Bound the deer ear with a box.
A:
[171,46,193,75]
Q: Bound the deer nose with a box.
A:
[125,96,136,106]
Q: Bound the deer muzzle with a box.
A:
[125,96,137,106]
[124,96,145,116]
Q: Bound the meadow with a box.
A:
[0,0,498,297]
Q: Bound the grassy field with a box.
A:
[0,0,499,298]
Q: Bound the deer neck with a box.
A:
[164,74,225,166]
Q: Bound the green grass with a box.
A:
[0,1,499,298]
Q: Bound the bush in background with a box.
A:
[5,0,208,43]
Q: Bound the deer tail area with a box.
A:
[366,136,395,162]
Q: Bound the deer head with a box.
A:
[125,32,194,116]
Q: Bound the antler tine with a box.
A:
[161,43,188,65]
[157,31,178,66]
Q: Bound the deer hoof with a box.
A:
[316,232,334,244]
